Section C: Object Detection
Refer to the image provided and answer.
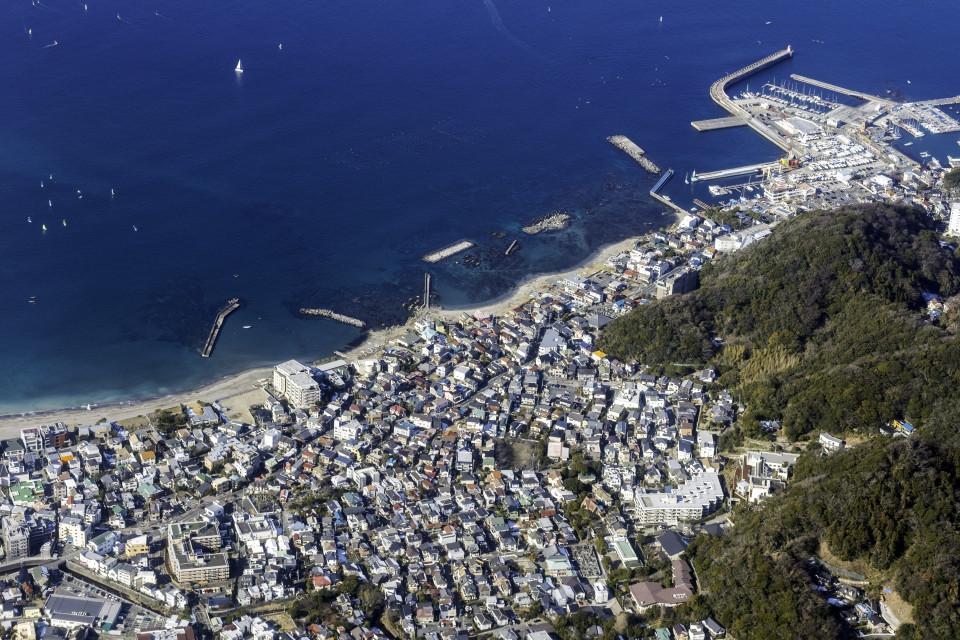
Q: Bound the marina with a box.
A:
[422,240,475,263]
[200,298,240,358]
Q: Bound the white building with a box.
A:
[58,516,90,547]
[272,360,320,409]
[333,418,362,443]
[948,202,960,237]
[819,432,846,452]
[634,469,725,526]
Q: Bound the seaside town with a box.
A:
[3,49,958,640]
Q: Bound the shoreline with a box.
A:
[2,213,678,433]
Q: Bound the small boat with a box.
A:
[242,325,252,329]
[111,188,115,197]
[48,200,52,207]
[904,142,913,146]
[62,219,66,226]
[684,172,689,184]
[42,224,47,231]
[27,217,31,223]
[659,16,662,22]
[40,180,43,188]
[132,225,138,231]
[235,59,243,73]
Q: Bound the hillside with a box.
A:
[598,203,960,638]
[599,203,960,440]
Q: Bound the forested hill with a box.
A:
[598,203,960,440]
[597,203,960,638]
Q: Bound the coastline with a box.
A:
[1,213,677,435]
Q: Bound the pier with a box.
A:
[423,240,474,263]
[300,308,366,328]
[690,161,781,183]
[648,168,684,214]
[708,47,795,153]
[607,135,661,174]
[788,74,895,106]
[505,239,519,256]
[201,298,240,358]
[690,116,747,131]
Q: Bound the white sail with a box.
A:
[235,59,243,73]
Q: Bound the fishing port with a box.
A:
[200,298,240,358]
[300,308,366,328]
[606,135,661,173]
[422,240,474,263]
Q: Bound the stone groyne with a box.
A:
[300,308,366,328]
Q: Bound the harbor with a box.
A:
[422,240,474,263]
[299,308,366,328]
[607,135,661,173]
[200,298,240,358]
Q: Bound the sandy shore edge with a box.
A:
[1,217,675,436]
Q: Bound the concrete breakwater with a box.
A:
[423,240,475,263]
[607,135,661,174]
[522,211,571,235]
[505,239,519,255]
[300,308,366,328]
[201,298,240,358]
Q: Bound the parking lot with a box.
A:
[56,574,169,634]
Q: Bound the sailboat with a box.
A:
[684,172,689,185]
[42,224,47,231]
[235,59,243,73]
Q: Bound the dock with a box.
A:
[201,298,240,358]
[708,47,795,153]
[690,161,781,183]
[693,198,711,210]
[691,116,747,131]
[607,135,661,174]
[505,239,519,256]
[423,240,474,263]
[300,308,366,328]
[788,74,895,106]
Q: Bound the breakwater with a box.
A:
[708,47,795,153]
[522,211,571,235]
[423,240,475,263]
[300,308,366,328]
[505,239,519,255]
[201,298,240,358]
[606,135,661,174]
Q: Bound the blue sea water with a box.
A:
[1,0,956,413]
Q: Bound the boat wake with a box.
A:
[482,0,542,59]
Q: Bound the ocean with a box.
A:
[1,0,956,413]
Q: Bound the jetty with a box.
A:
[707,47,795,153]
[201,298,240,358]
[423,240,474,263]
[505,239,519,256]
[648,169,684,214]
[690,161,781,183]
[607,135,661,174]
[788,74,895,106]
[523,212,571,235]
[300,308,366,328]
[691,116,747,131]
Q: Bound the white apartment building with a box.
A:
[273,360,320,409]
[634,469,725,526]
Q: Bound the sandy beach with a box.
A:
[0,367,273,439]
[1,218,673,437]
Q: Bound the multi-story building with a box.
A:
[2,518,30,560]
[59,516,91,547]
[40,423,70,449]
[168,521,229,584]
[20,428,42,454]
[633,469,725,526]
[273,360,320,409]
